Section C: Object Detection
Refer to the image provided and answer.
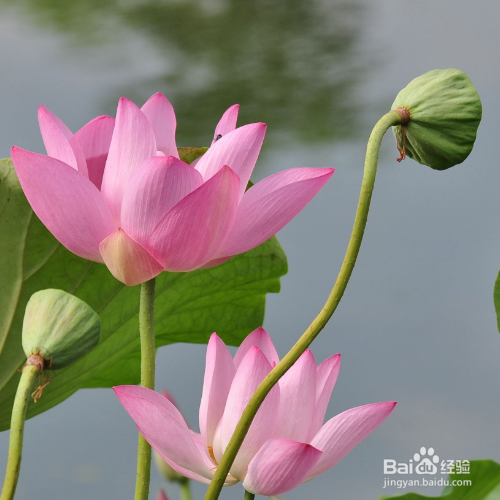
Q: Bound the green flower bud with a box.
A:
[391,68,482,170]
[22,289,100,369]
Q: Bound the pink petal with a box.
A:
[195,123,266,199]
[113,386,214,481]
[274,350,316,443]
[212,104,239,144]
[218,347,280,480]
[157,490,168,500]
[99,228,164,286]
[233,327,280,369]
[121,156,203,249]
[38,105,73,138]
[38,106,88,177]
[149,166,240,272]
[141,93,179,158]
[11,146,114,261]
[216,167,334,259]
[73,115,115,189]
[308,354,341,440]
[306,402,397,480]
[100,97,156,225]
[243,437,322,496]
[199,334,236,453]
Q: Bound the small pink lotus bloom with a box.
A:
[114,328,396,498]
[156,489,169,500]
[11,96,333,286]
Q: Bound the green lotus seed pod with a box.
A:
[391,68,482,170]
[22,289,100,369]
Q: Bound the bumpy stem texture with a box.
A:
[135,278,156,500]
[0,364,40,500]
[204,111,402,500]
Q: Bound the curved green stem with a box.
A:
[179,478,193,500]
[204,111,402,500]
[1,363,41,500]
[135,278,156,500]
[243,490,255,500]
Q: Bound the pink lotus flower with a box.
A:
[11,96,333,286]
[114,328,396,497]
[157,489,169,500]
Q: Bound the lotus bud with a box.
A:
[22,289,100,369]
[391,68,482,170]
[157,490,169,500]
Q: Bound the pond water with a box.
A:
[0,1,499,499]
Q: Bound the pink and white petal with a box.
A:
[149,166,240,272]
[99,228,164,286]
[74,115,115,189]
[101,97,156,224]
[141,93,179,158]
[199,334,236,451]
[274,350,316,443]
[218,347,280,480]
[113,386,213,480]
[114,386,186,425]
[243,438,322,497]
[215,168,334,259]
[195,123,266,199]
[233,327,280,369]
[212,104,239,144]
[121,156,203,248]
[11,147,114,262]
[308,354,341,440]
[159,454,239,487]
[306,402,397,480]
[38,106,88,177]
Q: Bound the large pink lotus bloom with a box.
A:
[11,96,333,286]
[114,328,396,498]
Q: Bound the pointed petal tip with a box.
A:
[209,332,223,343]
[325,352,341,364]
[150,91,168,100]
[304,349,316,362]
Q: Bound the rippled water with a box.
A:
[0,1,499,499]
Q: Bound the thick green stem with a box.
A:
[179,478,193,500]
[204,111,402,500]
[135,278,156,500]
[243,490,255,500]
[1,362,41,500]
